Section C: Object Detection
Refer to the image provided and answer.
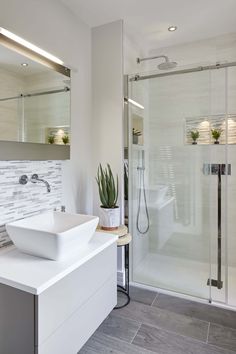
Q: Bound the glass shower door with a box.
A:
[129,68,227,302]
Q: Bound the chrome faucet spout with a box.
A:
[31,174,51,193]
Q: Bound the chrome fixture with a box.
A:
[19,175,28,185]
[61,205,66,212]
[204,163,231,289]
[131,61,236,81]
[136,150,149,235]
[30,174,51,193]
[137,55,177,70]
[168,26,177,32]
[0,87,70,102]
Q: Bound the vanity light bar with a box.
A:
[0,27,64,65]
[125,98,144,110]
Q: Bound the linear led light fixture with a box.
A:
[124,97,144,110]
[0,27,70,77]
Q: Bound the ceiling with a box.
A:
[0,44,49,77]
[60,0,236,50]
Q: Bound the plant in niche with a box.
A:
[96,163,120,230]
[211,128,222,144]
[190,130,199,145]
[62,134,69,145]
[48,135,55,144]
[132,128,142,144]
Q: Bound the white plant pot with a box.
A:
[99,206,120,230]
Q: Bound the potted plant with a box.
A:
[48,134,55,144]
[132,128,142,144]
[211,128,222,144]
[190,130,199,145]
[96,163,120,230]
[62,134,69,145]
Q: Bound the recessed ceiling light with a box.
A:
[168,26,177,32]
[21,63,28,67]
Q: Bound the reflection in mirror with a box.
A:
[0,44,70,145]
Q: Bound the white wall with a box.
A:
[92,20,124,218]
[0,0,92,214]
[92,20,124,283]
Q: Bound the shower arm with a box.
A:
[137,55,169,64]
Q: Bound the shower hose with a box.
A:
[136,166,150,234]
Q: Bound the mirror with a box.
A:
[0,33,70,160]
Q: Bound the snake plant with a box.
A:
[96,164,119,208]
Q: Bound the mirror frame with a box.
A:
[0,32,71,160]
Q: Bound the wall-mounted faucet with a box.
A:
[19,174,51,193]
[30,174,51,193]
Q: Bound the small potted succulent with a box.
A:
[62,134,69,145]
[190,130,199,145]
[132,128,142,144]
[211,128,222,144]
[48,134,55,144]
[96,163,120,230]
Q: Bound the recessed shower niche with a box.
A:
[185,114,236,145]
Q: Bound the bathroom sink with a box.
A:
[6,211,99,261]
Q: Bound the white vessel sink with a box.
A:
[6,211,99,261]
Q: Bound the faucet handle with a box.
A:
[19,175,28,185]
[61,205,66,212]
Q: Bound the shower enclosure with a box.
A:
[126,63,236,307]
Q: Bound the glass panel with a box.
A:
[129,68,217,300]
[0,97,22,142]
[227,66,236,306]
[208,68,227,304]
[24,90,70,144]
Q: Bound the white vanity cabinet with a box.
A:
[0,233,117,354]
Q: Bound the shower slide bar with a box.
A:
[203,163,231,290]
[0,87,70,102]
[130,61,236,81]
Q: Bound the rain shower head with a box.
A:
[137,55,177,70]
[158,58,177,70]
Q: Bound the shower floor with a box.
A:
[133,252,236,307]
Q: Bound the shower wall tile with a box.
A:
[0,160,62,248]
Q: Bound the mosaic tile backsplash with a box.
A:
[0,161,62,248]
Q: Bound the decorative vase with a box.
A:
[99,206,120,230]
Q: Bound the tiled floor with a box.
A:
[79,286,236,354]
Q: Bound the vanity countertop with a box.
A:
[0,232,117,295]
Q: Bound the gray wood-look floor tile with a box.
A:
[132,324,236,354]
[208,323,236,352]
[129,285,158,305]
[97,313,140,343]
[113,300,209,342]
[153,293,236,329]
[79,332,155,354]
